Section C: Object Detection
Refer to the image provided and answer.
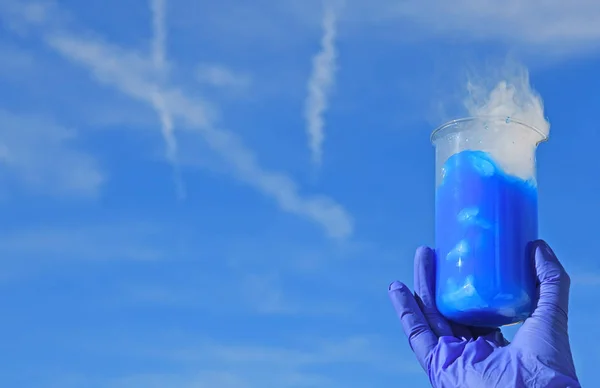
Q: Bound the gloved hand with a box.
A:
[388,240,580,388]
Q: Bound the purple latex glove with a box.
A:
[388,240,580,388]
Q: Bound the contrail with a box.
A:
[37,4,355,239]
[150,0,166,71]
[304,6,338,166]
[150,0,185,198]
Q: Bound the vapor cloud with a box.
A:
[304,5,338,166]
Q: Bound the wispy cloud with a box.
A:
[0,222,165,262]
[62,334,420,388]
[125,270,352,316]
[239,272,297,314]
[571,272,600,286]
[196,63,252,90]
[106,372,252,388]
[304,4,338,166]
[150,0,166,71]
[0,109,103,198]
[149,0,185,198]
[25,11,352,238]
[0,221,166,283]
[0,43,35,75]
[167,0,600,58]
[348,0,600,55]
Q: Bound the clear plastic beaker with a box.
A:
[431,116,547,327]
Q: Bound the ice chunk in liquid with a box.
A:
[457,207,492,229]
[446,240,469,262]
[442,276,488,310]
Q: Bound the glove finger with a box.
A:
[531,240,570,328]
[413,246,453,337]
[389,281,437,370]
[515,240,573,354]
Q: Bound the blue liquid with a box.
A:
[435,150,537,327]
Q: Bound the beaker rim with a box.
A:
[430,116,549,144]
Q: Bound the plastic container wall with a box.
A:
[432,117,547,327]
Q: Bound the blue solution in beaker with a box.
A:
[435,150,537,327]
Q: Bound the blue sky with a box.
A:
[1,0,600,387]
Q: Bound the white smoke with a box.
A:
[464,65,549,138]
[445,64,551,180]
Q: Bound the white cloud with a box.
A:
[196,64,252,90]
[0,222,165,262]
[349,0,600,53]
[125,270,352,317]
[167,0,600,56]
[571,272,600,287]
[0,0,353,238]
[38,26,352,238]
[0,110,104,197]
[239,272,295,314]
[70,335,420,388]
[106,372,252,388]
[0,43,35,75]
[149,0,185,198]
[150,0,167,71]
[304,5,338,166]
[0,0,66,37]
